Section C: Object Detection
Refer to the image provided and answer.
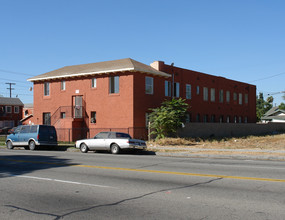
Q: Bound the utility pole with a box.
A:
[6,83,16,98]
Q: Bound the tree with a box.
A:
[149,98,189,139]
[256,93,273,121]
[278,94,285,110]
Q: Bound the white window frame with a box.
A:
[174,82,180,98]
[239,93,243,105]
[6,106,12,113]
[91,78,97,88]
[165,81,171,97]
[219,90,223,103]
[61,81,66,91]
[109,76,119,94]
[14,106,19,114]
[203,87,208,101]
[145,77,153,95]
[186,84,191,99]
[210,88,215,102]
[226,91,230,103]
[44,82,50,96]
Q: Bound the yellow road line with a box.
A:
[1,158,285,183]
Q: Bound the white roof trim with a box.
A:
[27,67,135,82]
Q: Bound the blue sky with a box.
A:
[0,0,284,105]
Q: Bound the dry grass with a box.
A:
[148,134,285,150]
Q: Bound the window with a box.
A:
[145,77,153,94]
[239,93,242,105]
[244,117,248,123]
[219,90,223,103]
[43,112,51,125]
[196,114,200,122]
[109,76,119,94]
[227,116,230,123]
[44,82,50,96]
[210,88,215,102]
[239,116,242,123]
[210,115,215,122]
[185,113,191,123]
[226,91,230,103]
[14,106,19,114]
[145,113,150,127]
[203,114,208,123]
[165,81,171,97]
[234,116,237,123]
[203,87,208,101]
[196,86,200,95]
[91,111,96,123]
[186,84,191,99]
[6,106,12,113]
[25,110,28,116]
[61,81,66,90]
[245,94,248,104]
[219,116,224,123]
[91,78,96,88]
[61,112,66,119]
[233,92,237,102]
[174,82,180,97]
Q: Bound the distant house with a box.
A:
[0,97,24,128]
[21,103,34,125]
[261,107,285,123]
[27,58,256,141]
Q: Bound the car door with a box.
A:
[89,132,108,150]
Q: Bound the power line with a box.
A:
[249,72,285,83]
[0,69,35,76]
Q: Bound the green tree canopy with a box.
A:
[256,93,273,121]
[149,98,189,139]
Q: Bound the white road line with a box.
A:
[12,175,115,188]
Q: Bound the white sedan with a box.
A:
[75,132,147,154]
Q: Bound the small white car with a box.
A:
[75,132,147,154]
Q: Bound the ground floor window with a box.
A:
[43,112,51,125]
[91,111,96,123]
[61,112,66,119]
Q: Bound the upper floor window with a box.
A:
[186,84,191,99]
[165,81,171,97]
[210,88,215,102]
[109,76,119,94]
[219,90,224,103]
[203,87,208,101]
[174,82,180,97]
[14,106,19,114]
[145,77,153,94]
[61,81,66,91]
[44,82,50,96]
[239,93,243,105]
[91,111,96,123]
[233,92,237,102]
[245,94,248,104]
[6,106,12,113]
[91,78,97,88]
[196,86,200,95]
[226,91,230,103]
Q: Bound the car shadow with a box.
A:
[0,154,78,179]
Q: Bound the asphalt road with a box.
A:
[0,149,284,220]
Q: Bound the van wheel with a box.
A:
[80,143,88,153]
[6,141,14,150]
[29,141,36,151]
[111,144,120,154]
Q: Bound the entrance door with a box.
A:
[73,96,83,118]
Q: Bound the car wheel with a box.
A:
[29,141,36,151]
[80,143,88,153]
[6,141,14,150]
[110,144,120,154]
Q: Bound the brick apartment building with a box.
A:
[0,97,23,129]
[27,58,256,141]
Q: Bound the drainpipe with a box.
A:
[171,63,174,98]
